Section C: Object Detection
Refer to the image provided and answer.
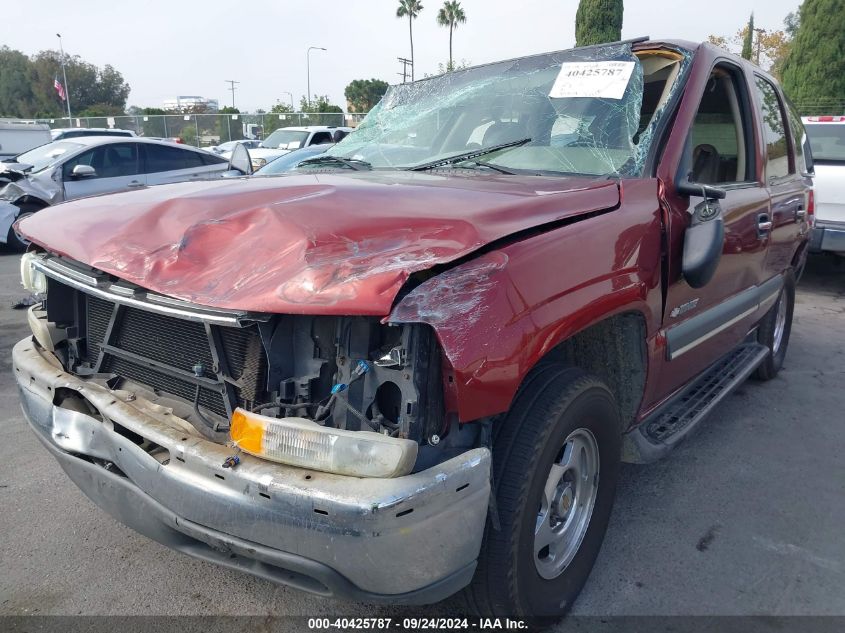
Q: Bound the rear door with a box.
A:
[62,142,145,200]
[652,60,773,402]
[141,143,229,185]
[752,77,810,275]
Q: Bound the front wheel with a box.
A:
[466,366,621,620]
[5,209,36,252]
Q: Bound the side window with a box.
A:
[62,148,98,179]
[143,144,203,172]
[62,144,138,179]
[785,101,807,173]
[310,132,333,145]
[688,65,754,185]
[754,76,792,181]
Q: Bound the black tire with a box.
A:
[5,208,37,252]
[754,271,795,381]
[466,366,621,622]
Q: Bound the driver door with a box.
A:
[653,60,772,402]
[62,142,145,200]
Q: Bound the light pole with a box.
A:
[280,91,294,110]
[56,33,72,124]
[307,47,326,107]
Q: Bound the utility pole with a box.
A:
[224,79,240,109]
[307,47,327,107]
[56,33,72,123]
[397,57,413,83]
[280,91,294,110]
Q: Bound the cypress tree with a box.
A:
[741,13,754,60]
[782,0,845,114]
[575,0,624,47]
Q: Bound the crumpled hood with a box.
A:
[19,171,619,315]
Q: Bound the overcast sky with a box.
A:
[4,0,800,112]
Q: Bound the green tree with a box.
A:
[299,95,344,127]
[0,47,37,117]
[575,0,623,47]
[436,1,467,71]
[396,0,424,81]
[782,0,845,114]
[264,102,296,135]
[708,13,794,79]
[137,107,167,137]
[344,79,389,112]
[741,13,755,60]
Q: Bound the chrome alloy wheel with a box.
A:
[534,427,600,579]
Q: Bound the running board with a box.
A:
[622,343,770,463]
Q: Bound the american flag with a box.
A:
[54,76,66,101]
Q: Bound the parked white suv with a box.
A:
[804,116,845,256]
[248,126,352,169]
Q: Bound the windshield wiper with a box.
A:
[407,137,532,172]
[297,155,372,171]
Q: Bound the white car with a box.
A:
[248,126,352,169]
[804,115,845,256]
[208,139,263,157]
[0,136,232,250]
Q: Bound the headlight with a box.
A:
[0,183,23,202]
[20,252,47,294]
[230,408,418,478]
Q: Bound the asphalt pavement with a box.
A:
[0,249,843,623]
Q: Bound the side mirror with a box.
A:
[682,197,725,288]
[228,143,253,176]
[676,180,726,200]
[71,164,96,179]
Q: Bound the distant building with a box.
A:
[163,96,219,112]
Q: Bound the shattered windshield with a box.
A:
[325,43,689,177]
[12,141,84,173]
[261,129,309,150]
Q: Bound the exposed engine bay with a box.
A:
[33,255,474,473]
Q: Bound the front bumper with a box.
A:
[809,224,845,254]
[13,337,491,604]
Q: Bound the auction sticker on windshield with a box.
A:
[549,61,636,99]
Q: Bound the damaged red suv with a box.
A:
[13,38,811,619]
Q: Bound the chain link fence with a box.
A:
[29,112,369,148]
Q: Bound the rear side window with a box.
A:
[143,144,205,172]
[785,103,806,171]
[310,132,334,145]
[201,152,228,166]
[804,124,845,164]
[754,77,792,181]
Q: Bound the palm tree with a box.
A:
[436,0,467,71]
[396,0,424,81]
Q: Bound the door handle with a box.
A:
[795,206,807,221]
[127,181,145,188]
[758,213,773,237]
